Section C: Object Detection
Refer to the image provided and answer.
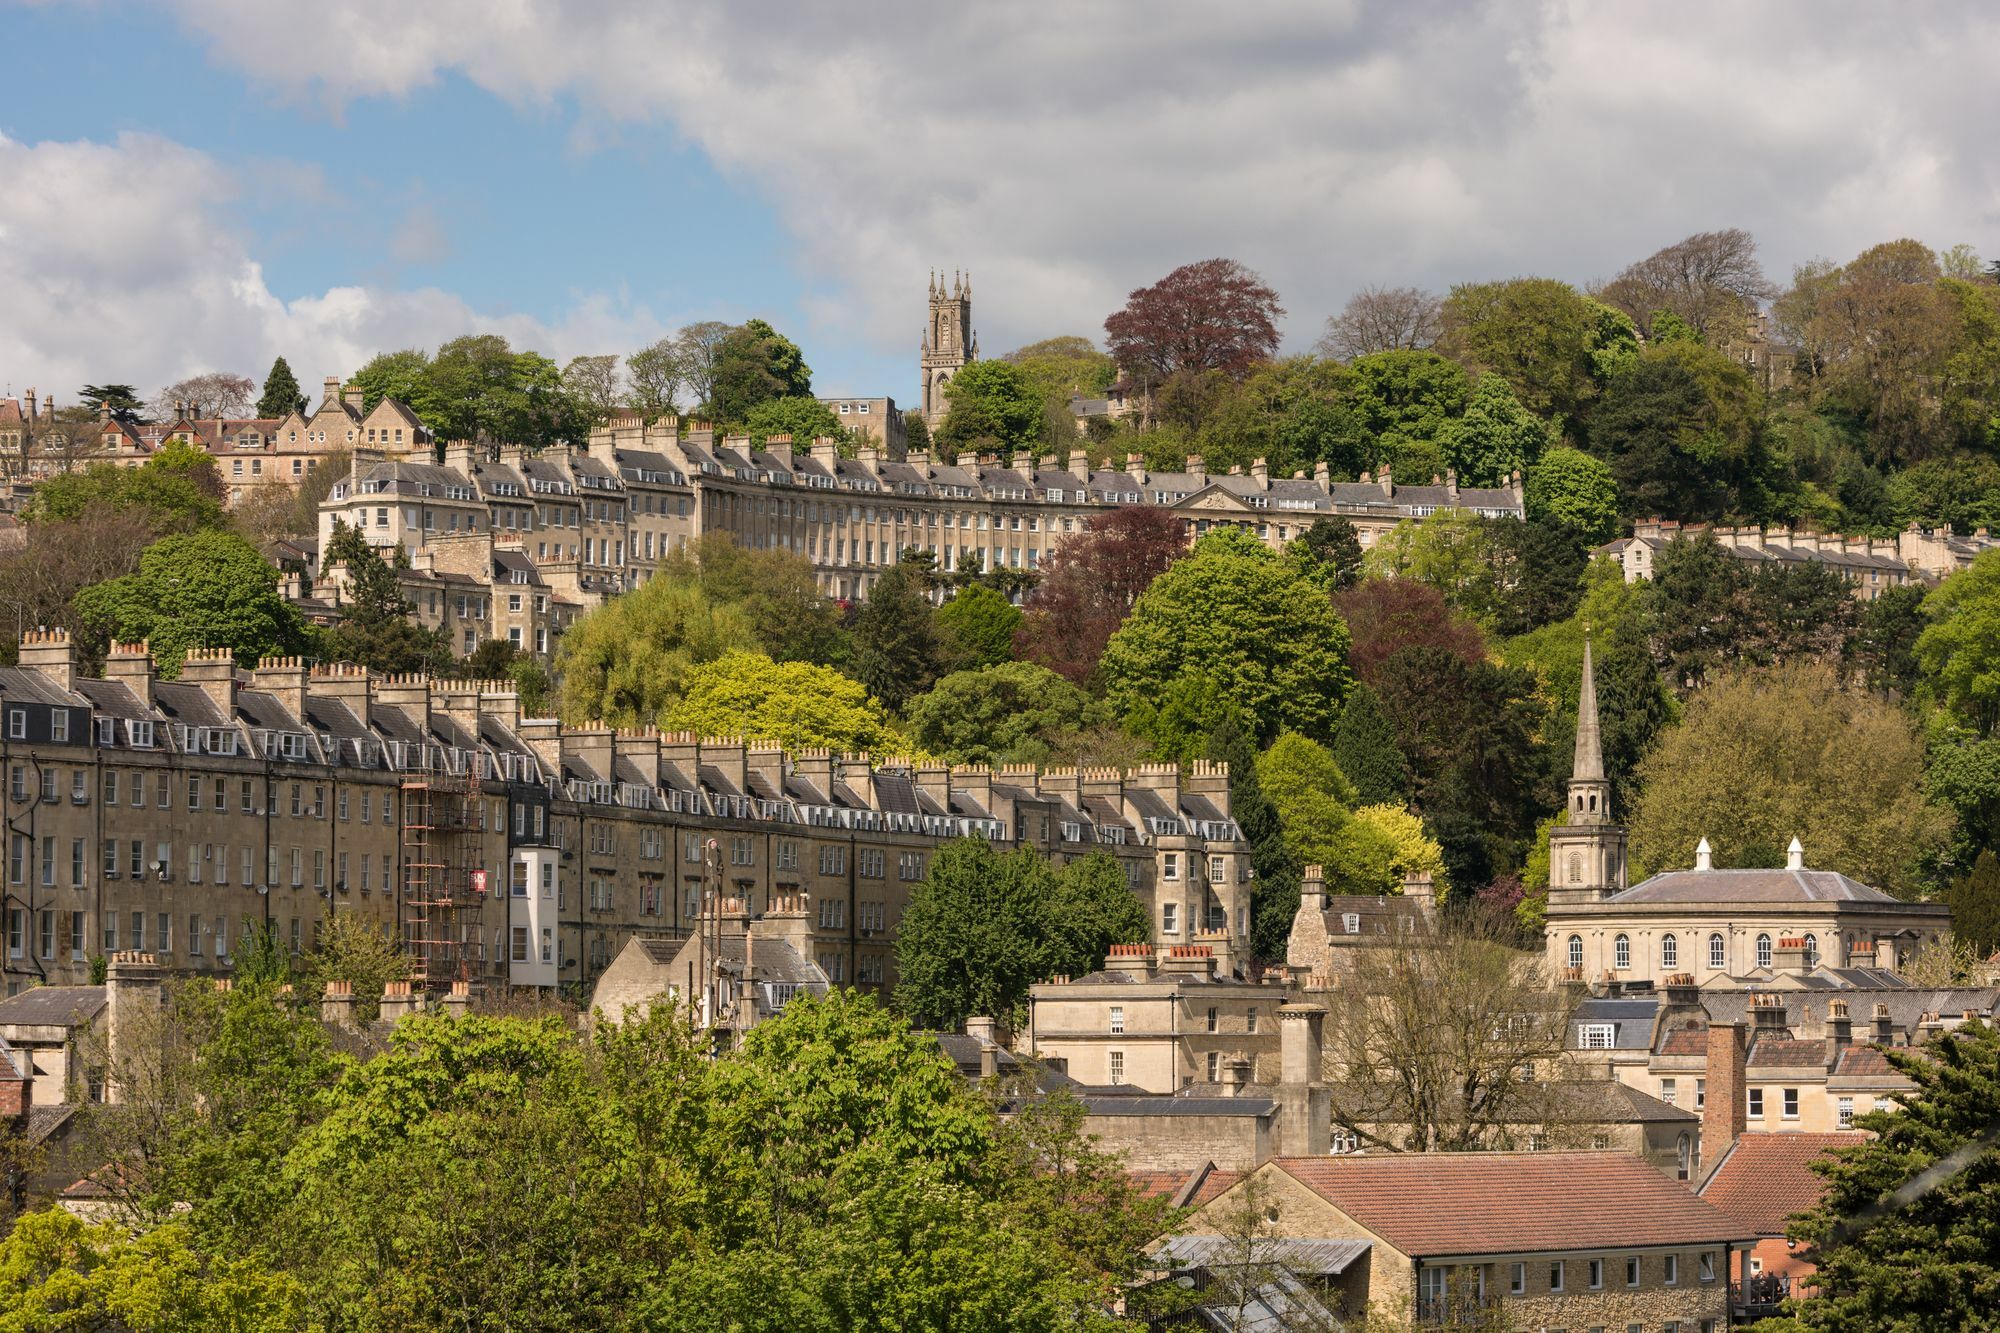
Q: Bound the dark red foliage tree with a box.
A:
[1103,259,1285,382]
[1015,506,1187,684]
[1332,577,1487,688]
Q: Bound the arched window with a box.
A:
[1804,935,1820,968]
[1756,933,1773,969]
[1614,934,1631,970]
[1708,933,1725,969]
[1568,935,1583,969]
[1567,852,1582,884]
[1661,934,1678,969]
[1676,1133,1692,1182]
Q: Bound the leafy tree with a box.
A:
[561,353,623,426]
[1362,510,1505,627]
[1206,715,1298,962]
[894,841,1147,1030]
[1330,683,1408,806]
[1330,803,1450,897]
[319,520,453,674]
[1333,576,1488,689]
[623,337,685,417]
[27,440,227,534]
[851,557,957,713]
[672,320,735,413]
[1256,732,1357,870]
[1103,533,1352,743]
[553,574,757,726]
[661,533,848,667]
[348,348,430,415]
[1439,278,1636,430]
[1946,850,2000,958]
[1015,506,1187,685]
[1285,516,1364,591]
[660,650,894,753]
[1487,517,1589,637]
[80,383,144,425]
[1317,285,1443,360]
[0,1211,301,1330]
[742,395,845,448]
[0,505,153,664]
[256,357,310,419]
[1768,1022,2000,1331]
[72,529,314,677]
[1328,350,1470,471]
[1191,355,1355,476]
[1630,662,1952,896]
[1916,549,2000,735]
[1103,258,1284,388]
[298,912,411,1021]
[902,408,932,455]
[707,318,812,422]
[1924,732,2000,866]
[905,662,1102,765]
[1435,373,1552,485]
[1524,444,1620,544]
[935,583,1021,668]
[937,360,1043,456]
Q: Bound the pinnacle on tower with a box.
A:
[1572,634,1606,785]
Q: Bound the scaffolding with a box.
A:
[401,763,484,991]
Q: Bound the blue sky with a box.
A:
[4,2,1997,408]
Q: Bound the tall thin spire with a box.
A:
[1573,634,1606,784]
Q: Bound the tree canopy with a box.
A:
[1103,258,1284,383]
[553,574,758,726]
[660,650,895,753]
[73,528,315,677]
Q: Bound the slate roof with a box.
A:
[1269,1152,1752,1256]
[1606,868,1908,905]
[0,985,107,1028]
[1155,1235,1372,1277]
[1083,1095,1278,1117]
[1699,1132,1864,1236]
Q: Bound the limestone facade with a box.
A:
[0,631,1249,1003]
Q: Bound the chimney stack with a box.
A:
[320,979,356,1028]
[17,628,77,692]
[1873,1002,1895,1046]
[377,980,417,1023]
[1701,1021,1747,1183]
[1277,980,1331,1156]
[105,951,164,1105]
[1104,942,1154,981]
[444,980,472,1019]
[1828,998,1852,1048]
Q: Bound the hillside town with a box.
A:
[6,5,2000,1327]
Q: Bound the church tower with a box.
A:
[1546,637,1629,908]
[919,270,977,429]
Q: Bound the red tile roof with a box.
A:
[1659,1028,1707,1056]
[1748,1037,1831,1069]
[1699,1132,1865,1236]
[1832,1046,1899,1077]
[1271,1153,1751,1256]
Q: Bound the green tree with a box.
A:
[0,1211,301,1331]
[1595,342,1769,522]
[319,520,453,674]
[1434,373,1552,485]
[1002,336,1117,404]
[298,912,412,1021]
[661,650,895,752]
[255,356,309,419]
[1327,803,1449,897]
[73,529,314,677]
[894,841,1147,1030]
[905,662,1102,765]
[1256,732,1358,870]
[851,558,956,712]
[1439,278,1636,430]
[1630,662,1952,896]
[1103,532,1353,743]
[80,383,144,425]
[937,360,1043,456]
[1767,1022,2000,1332]
[662,533,849,667]
[1917,549,2000,735]
[707,319,812,422]
[1285,515,1364,591]
[349,348,430,416]
[1330,683,1408,806]
[935,583,1021,668]
[27,440,228,535]
[1946,850,2000,957]
[552,574,758,726]
[1488,517,1589,637]
[1524,445,1620,544]
[742,395,846,448]
[1206,715,1299,962]
[1363,510,1505,628]
[623,336,686,417]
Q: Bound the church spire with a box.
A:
[1573,634,1606,784]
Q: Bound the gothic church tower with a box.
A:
[1546,637,1629,908]
[920,270,977,429]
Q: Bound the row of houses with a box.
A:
[1597,516,2000,598]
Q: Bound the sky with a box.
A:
[3,1,1998,411]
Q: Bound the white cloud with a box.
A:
[146,0,2000,369]
[0,132,672,401]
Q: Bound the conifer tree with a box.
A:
[852,555,954,711]
[256,356,309,419]
[1947,850,2000,957]
[1330,684,1408,806]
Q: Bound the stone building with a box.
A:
[1024,943,1285,1093]
[0,630,1249,1003]
[1542,641,1950,987]
[919,271,977,428]
[588,890,830,1042]
[1698,1131,1864,1319]
[1168,1152,1748,1330]
[1597,517,2000,599]
[815,396,905,455]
